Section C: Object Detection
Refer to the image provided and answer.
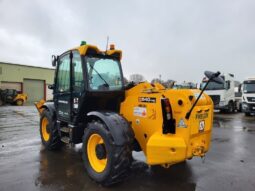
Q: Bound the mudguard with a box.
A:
[42,102,56,117]
[35,100,56,117]
[87,111,134,146]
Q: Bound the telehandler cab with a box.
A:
[35,42,223,186]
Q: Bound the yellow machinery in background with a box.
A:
[35,42,223,186]
[0,89,27,106]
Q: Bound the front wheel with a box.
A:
[227,102,234,113]
[40,109,63,150]
[82,121,133,186]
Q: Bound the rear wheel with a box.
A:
[227,102,234,113]
[238,103,242,112]
[16,99,24,106]
[40,109,63,150]
[82,121,133,186]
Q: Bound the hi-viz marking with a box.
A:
[58,100,68,104]
[138,97,156,103]
[134,107,147,117]
[199,120,205,132]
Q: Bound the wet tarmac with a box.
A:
[0,106,255,191]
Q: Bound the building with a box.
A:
[0,62,55,104]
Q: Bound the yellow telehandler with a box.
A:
[35,42,223,186]
[0,89,27,106]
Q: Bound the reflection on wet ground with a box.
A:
[0,106,255,191]
[213,111,255,133]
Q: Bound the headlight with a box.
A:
[242,103,248,108]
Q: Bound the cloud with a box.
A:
[0,0,255,82]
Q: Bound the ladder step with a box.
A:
[60,127,69,133]
[61,137,70,144]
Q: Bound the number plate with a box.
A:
[196,113,208,120]
[199,120,205,132]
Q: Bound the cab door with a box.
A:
[71,51,85,118]
[54,52,71,121]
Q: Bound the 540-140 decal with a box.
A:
[138,97,156,103]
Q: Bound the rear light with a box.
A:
[161,98,176,134]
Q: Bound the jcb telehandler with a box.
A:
[35,42,223,186]
[0,89,27,106]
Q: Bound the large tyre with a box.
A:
[238,103,242,112]
[82,121,133,186]
[40,109,63,150]
[227,102,234,113]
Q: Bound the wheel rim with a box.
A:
[87,134,107,173]
[41,117,50,141]
[17,100,23,106]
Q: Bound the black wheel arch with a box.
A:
[86,111,134,146]
[41,102,56,117]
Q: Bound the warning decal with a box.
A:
[133,107,147,117]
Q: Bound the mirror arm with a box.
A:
[185,77,212,120]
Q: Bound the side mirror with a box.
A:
[52,55,57,67]
[48,84,54,90]
[226,81,231,89]
[238,84,242,92]
[204,71,224,84]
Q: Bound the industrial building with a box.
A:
[0,62,55,104]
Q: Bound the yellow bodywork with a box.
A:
[72,44,122,60]
[34,99,45,115]
[120,82,213,166]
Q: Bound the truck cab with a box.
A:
[200,73,240,113]
[242,78,255,116]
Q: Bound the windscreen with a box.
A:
[201,81,225,90]
[86,56,123,91]
[243,81,255,93]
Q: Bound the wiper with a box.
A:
[88,63,109,87]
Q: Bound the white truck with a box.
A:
[242,77,255,116]
[200,73,241,113]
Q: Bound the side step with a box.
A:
[60,127,69,133]
[61,136,70,144]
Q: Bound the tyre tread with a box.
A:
[82,120,134,186]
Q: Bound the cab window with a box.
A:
[86,57,123,91]
[72,52,84,92]
[57,54,70,92]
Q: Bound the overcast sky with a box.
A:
[0,0,255,82]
